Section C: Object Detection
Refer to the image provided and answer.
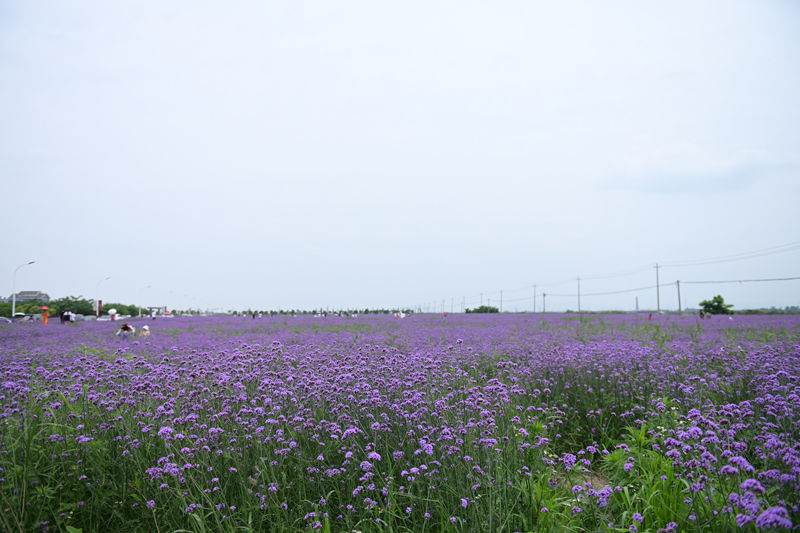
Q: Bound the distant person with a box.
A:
[61,310,70,325]
[69,311,76,323]
[138,325,151,338]
[41,309,49,326]
[115,323,135,339]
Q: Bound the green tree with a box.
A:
[465,305,500,314]
[0,300,49,317]
[51,296,94,316]
[100,303,140,317]
[699,295,734,315]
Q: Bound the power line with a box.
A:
[580,264,654,281]
[661,241,800,268]
[420,240,800,311]
[548,283,662,298]
[504,295,535,303]
[682,276,800,284]
[511,276,800,299]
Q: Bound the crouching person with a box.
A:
[115,323,135,339]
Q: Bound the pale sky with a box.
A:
[2,1,799,312]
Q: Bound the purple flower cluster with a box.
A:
[1,312,799,531]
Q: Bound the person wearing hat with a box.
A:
[138,325,151,338]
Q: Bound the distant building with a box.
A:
[9,290,50,302]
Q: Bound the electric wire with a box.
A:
[417,240,800,311]
[682,276,800,284]
[660,241,800,268]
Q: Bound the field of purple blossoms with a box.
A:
[1,313,799,532]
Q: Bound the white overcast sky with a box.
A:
[2,1,799,312]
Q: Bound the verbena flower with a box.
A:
[739,478,765,493]
[755,506,792,529]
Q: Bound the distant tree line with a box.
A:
[465,305,499,314]
[0,296,147,318]
[231,308,415,316]
[4,292,798,320]
[0,299,418,319]
[737,306,800,315]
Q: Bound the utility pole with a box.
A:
[676,280,682,315]
[635,296,639,312]
[655,263,660,313]
[533,285,537,313]
[543,292,546,313]
[577,277,581,314]
[480,293,483,306]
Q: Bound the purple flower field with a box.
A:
[1,313,798,532]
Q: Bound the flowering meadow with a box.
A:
[1,313,799,532]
